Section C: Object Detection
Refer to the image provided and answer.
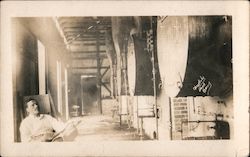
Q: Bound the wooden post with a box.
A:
[96,32,102,114]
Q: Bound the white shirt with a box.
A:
[19,114,65,142]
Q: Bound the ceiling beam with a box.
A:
[70,71,97,75]
[69,42,106,46]
[58,17,111,24]
[69,50,106,54]
[64,32,105,39]
[60,21,111,27]
[69,66,109,69]
[68,45,106,52]
[62,26,111,32]
[66,36,105,42]
[68,40,106,45]
[71,55,107,60]
[64,30,105,35]
[57,17,93,23]
[68,37,105,41]
[66,34,105,38]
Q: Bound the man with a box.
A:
[20,99,77,142]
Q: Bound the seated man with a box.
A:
[20,99,78,142]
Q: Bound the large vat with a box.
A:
[157,16,232,98]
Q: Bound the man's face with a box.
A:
[26,100,39,116]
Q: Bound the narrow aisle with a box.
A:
[74,115,150,141]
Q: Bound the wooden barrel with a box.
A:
[157,16,189,97]
[178,16,232,97]
[127,34,160,96]
[157,16,232,97]
[127,35,156,117]
[127,36,136,95]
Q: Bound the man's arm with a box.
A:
[19,123,44,142]
[46,115,81,141]
[20,128,52,142]
[20,120,55,142]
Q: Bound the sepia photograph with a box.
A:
[0,1,249,157]
[11,16,233,142]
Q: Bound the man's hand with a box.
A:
[31,131,54,142]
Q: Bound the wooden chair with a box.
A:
[23,94,79,142]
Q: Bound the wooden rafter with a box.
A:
[62,26,111,32]
[60,21,111,28]
[69,50,106,54]
[70,66,109,69]
[71,55,107,60]
[69,42,106,46]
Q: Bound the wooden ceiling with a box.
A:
[56,17,112,76]
[57,17,111,47]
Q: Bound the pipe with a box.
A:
[150,17,159,140]
[169,97,173,140]
[136,96,140,134]
[140,117,144,140]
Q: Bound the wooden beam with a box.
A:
[102,96,112,100]
[68,46,106,52]
[69,50,106,54]
[96,32,102,114]
[69,38,105,42]
[71,55,107,60]
[69,52,107,56]
[101,66,110,78]
[57,17,93,24]
[63,30,105,35]
[66,35,105,39]
[68,40,106,45]
[69,69,98,73]
[64,31,104,36]
[70,66,109,69]
[64,32,105,38]
[60,21,111,28]
[102,81,110,84]
[69,42,106,46]
[100,58,104,67]
[62,26,111,32]
[70,72,97,75]
[101,82,111,95]
[67,38,105,44]
[58,17,111,22]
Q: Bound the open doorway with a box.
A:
[67,74,101,117]
[81,75,99,115]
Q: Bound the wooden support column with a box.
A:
[101,82,112,95]
[96,32,102,114]
[101,66,110,79]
